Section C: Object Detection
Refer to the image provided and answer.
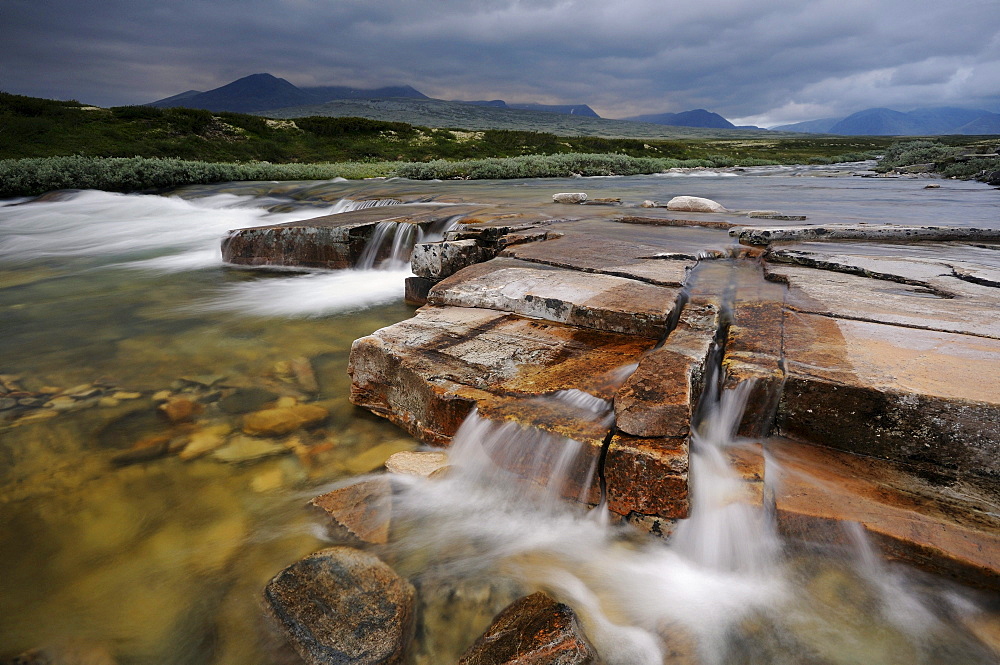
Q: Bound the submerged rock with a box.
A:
[311,478,393,544]
[265,547,416,665]
[242,404,329,436]
[384,450,450,477]
[458,591,598,665]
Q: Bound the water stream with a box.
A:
[1,169,997,664]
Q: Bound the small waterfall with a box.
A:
[355,220,423,270]
[328,197,401,214]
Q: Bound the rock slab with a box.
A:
[458,592,598,665]
[264,546,416,665]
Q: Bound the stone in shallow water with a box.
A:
[666,196,727,213]
[310,478,393,544]
[458,591,598,665]
[265,546,415,665]
[217,387,279,414]
[552,192,588,204]
[384,450,450,477]
[210,435,289,464]
[242,404,329,436]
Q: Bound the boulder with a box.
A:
[552,193,588,204]
[458,592,598,665]
[665,196,727,213]
[265,547,416,665]
[242,404,329,436]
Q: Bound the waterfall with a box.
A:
[355,220,423,270]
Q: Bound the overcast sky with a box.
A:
[3,0,999,126]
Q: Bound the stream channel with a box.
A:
[1,166,998,664]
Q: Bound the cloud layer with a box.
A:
[4,0,999,126]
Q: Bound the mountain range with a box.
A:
[149,74,1000,137]
[148,73,734,129]
[773,107,1000,135]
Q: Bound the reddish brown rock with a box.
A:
[158,397,203,423]
[604,434,689,519]
[310,478,393,544]
[770,437,1000,589]
[458,592,598,665]
[265,547,416,665]
[349,306,653,447]
[778,311,1000,478]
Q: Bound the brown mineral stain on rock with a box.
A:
[458,591,598,665]
[770,437,1000,589]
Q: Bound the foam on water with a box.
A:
[193,268,410,318]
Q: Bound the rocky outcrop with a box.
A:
[264,547,415,665]
[222,204,481,269]
[458,592,599,665]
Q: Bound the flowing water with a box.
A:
[1,168,997,664]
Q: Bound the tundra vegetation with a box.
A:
[1,91,996,197]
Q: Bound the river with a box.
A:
[1,166,997,664]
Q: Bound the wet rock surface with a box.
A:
[340,202,1000,582]
[264,546,416,665]
[458,592,599,665]
[222,204,483,269]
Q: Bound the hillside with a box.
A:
[774,106,1000,135]
[260,97,779,139]
[149,73,428,113]
[623,109,735,129]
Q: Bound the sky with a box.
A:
[3,0,999,127]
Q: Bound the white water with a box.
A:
[0,190,418,318]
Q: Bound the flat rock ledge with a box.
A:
[732,223,1000,246]
[230,201,1000,587]
[222,204,482,269]
[264,546,415,665]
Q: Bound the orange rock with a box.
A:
[158,397,203,423]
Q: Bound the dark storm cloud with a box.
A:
[3,0,998,125]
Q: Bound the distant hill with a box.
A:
[459,100,600,117]
[148,73,428,113]
[772,106,1000,135]
[260,97,781,139]
[623,109,735,129]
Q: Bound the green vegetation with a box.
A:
[1,91,995,196]
[874,139,1000,182]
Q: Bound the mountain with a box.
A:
[622,109,735,129]
[772,107,1000,135]
[149,74,428,113]
[770,117,841,133]
[459,100,600,117]
[261,97,780,140]
[149,73,319,112]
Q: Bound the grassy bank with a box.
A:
[3,91,996,197]
[873,139,1000,182]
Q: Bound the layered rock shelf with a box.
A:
[242,195,1000,661]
